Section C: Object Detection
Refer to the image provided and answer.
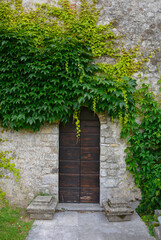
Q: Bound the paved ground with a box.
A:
[27,210,155,240]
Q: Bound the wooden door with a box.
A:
[59,108,100,203]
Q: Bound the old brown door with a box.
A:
[59,107,100,203]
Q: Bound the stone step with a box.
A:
[56,203,104,212]
[27,196,57,220]
[103,198,134,222]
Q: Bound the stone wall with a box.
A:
[0,115,141,207]
[96,0,161,97]
[0,125,59,207]
[99,114,141,204]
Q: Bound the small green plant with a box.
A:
[0,203,33,240]
[140,214,159,236]
[37,193,51,197]
[0,135,20,203]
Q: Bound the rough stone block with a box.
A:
[107,215,131,222]
[101,124,108,130]
[108,163,119,169]
[154,226,161,240]
[110,144,120,147]
[155,210,161,217]
[29,213,53,220]
[32,196,53,206]
[101,137,105,143]
[45,153,58,161]
[101,130,112,138]
[158,216,161,226]
[27,196,57,220]
[104,138,115,144]
[51,126,59,134]
[103,198,134,222]
[100,169,107,177]
[42,147,52,153]
[108,169,118,176]
[42,168,51,174]
[104,178,118,188]
[41,127,52,134]
[98,113,107,124]
[100,155,106,162]
[108,198,128,207]
[100,146,107,156]
[42,174,57,185]
[106,156,118,163]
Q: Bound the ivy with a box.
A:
[121,84,161,213]
[0,30,137,131]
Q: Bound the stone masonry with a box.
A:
[0,114,141,207]
[99,114,141,204]
[0,124,59,207]
[0,0,160,206]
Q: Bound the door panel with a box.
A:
[59,147,80,161]
[59,133,80,147]
[59,107,100,203]
[81,162,99,174]
[81,121,100,133]
[59,187,79,203]
[80,175,99,188]
[81,134,99,147]
[81,147,99,161]
[59,161,80,174]
[59,174,79,187]
[80,188,99,203]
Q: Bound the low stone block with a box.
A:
[103,198,134,222]
[155,210,161,217]
[154,226,161,240]
[108,198,128,208]
[32,196,53,206]
[27,196,57,220]
[158,216,161,227]
[107,215,131,222]
[30,213,53,220]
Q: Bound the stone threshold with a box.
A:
[56,203,104,212]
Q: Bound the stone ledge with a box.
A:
[56,203,104,212]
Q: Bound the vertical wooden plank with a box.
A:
[59,120,80,203]
[80,107,100,203]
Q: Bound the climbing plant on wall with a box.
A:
[0,0,145,129]
[0,0,160,213]
[0,31,137,130]
[121,84,161,213]
[0,135,20,202]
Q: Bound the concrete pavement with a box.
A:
[27,207,155,240]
